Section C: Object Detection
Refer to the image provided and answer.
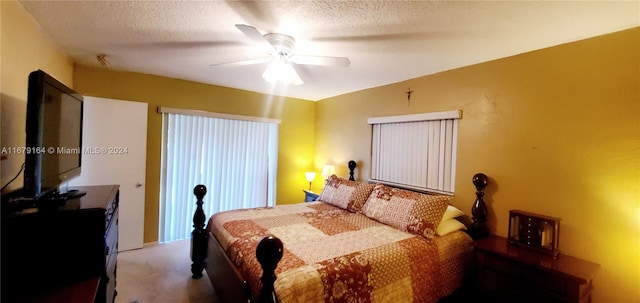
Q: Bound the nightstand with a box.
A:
[303,190,319,202]
[473,236,599,303]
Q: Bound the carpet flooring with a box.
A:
[115,239,218,303]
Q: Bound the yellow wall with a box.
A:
[72,66,316,243]
[1,0,74,191]
[315,27,640,303]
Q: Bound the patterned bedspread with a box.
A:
[208,202,472,303]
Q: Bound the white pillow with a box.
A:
[441,205,465,221]
[436,219,467,236]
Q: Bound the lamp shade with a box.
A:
[304,172,316,182]
[321,165,336,179]
[262,57,304,85]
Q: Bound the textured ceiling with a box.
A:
[18,1,640,101]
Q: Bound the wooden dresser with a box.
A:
[1,185,119,303]
[473,236,599,303]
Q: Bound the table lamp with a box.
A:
[304,172,316,190]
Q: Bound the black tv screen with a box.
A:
[23,70,83,199]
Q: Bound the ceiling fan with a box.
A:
[212,24,351,85]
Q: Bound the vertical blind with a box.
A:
[369,110,461,194]
[158,110,279,243]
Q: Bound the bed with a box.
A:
[190,169,489,303]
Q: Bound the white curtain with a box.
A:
[158,112,279,243]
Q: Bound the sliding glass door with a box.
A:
[158,110,279,243]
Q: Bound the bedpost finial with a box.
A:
[472,173,488,191]
[257,235,283,268]
[194,184,207,199]
[348,160,357,181]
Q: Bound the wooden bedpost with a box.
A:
[471,173,490,239]
[191,184,208,278]
[256,235,283,303]
[348,160,357,181]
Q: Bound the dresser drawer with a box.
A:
[477,269,522,301]
[473,236,599,303]
[481,253,522,277]
[522,267,568,296]
[477,253,576,303]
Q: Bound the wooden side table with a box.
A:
[303,190,319,202]
[473,236,599,303]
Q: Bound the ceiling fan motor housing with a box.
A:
[264,33,296,57]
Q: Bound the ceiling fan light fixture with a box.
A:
[229,24,348,87]
[262,58,303,86]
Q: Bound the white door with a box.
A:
[69,96,148,251]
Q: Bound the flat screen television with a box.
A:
[23,70,84,199]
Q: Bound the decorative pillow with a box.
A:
[441,205,465,222]
[436,219,468,236]
[361,184,451,238]
[318,175,375,212]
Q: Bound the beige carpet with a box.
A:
[115,239,218,303]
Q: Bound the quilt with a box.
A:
[208,201,463,303]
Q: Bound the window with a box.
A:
[368,110,461,195]
[158,107,279,243]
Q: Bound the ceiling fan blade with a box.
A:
[210,57,270,68]
[117,40,243,49]
[286,64,304,86]
[291,55,351,67]
[312,31,451,43]
[288,64,305,85]
[235,24,273,52]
